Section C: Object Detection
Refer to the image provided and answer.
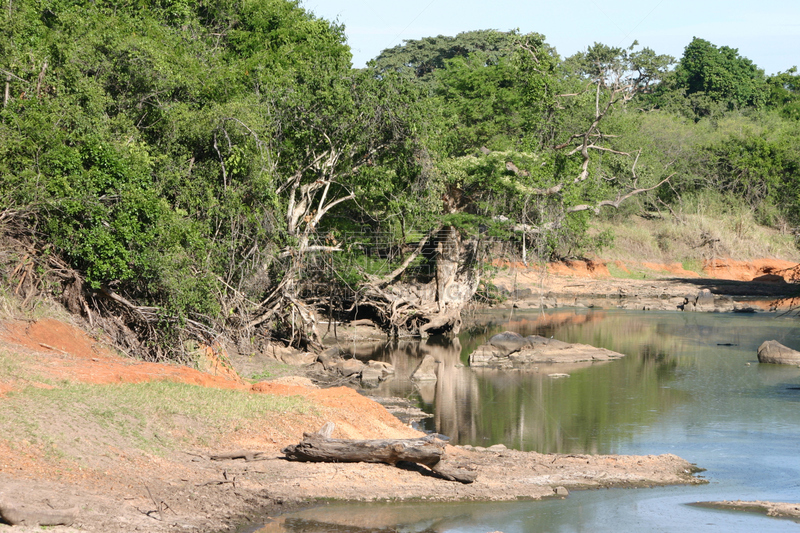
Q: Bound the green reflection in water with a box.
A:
[457,309,689,453]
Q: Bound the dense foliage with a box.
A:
[1,1,799,355]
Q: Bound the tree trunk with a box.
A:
[356,226,482,338]
[419,226,480,336]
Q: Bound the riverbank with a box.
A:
[489,257,800,313]
[0,315,705,533]
[2,259,799,532]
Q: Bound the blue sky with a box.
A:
[305,0,799,75]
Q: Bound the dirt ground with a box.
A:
[0,319,704,532]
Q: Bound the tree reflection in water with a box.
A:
[340,309,688,454]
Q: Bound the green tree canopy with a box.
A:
[368,30,527,84]
[767,67,800,120]
[670,37,768,110]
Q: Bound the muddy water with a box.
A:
[249,309,800,532]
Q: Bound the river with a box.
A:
[245,308,800,532]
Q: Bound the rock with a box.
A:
[757,340,800,365]
[695,289,715,311]
[360,366,383,387]
[251,342,317,367]
[554,486,570,497]
[488,331,530,355]
[525,335,571,349]
[316,348,339,370]
[279,351,318,366]
[411,354,438,381]
[367,360,395,375]
[469,345,506,367]
[547,373,570,378]
[361,361,395,386]
[470,336,624,368]
[0,499,77,527]
[486,444,507,452]
[361,367,383,389]
[336,358,366,377]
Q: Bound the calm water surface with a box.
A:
[246,309,800,532]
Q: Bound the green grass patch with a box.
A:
[0,283,73,322]
[249,363,296,383]
[0,349,57,385]
[680,258,706,276]
[0,381,316,458]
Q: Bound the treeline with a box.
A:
[1,0,798,356]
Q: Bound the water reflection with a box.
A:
[339,309,691,454]
[247,501,515,533]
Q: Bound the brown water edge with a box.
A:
[233,452,705,533]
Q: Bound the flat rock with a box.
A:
[367,360,395,374]
[280,351,319,366]
[470,336,624,367]
[691,500,800,520]
[360,366,384,386]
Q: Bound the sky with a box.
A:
[305,0,800,75]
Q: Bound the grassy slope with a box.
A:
[0,348,315,462]
[589,210,800,275]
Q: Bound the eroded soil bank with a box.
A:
[489,257,800,313]
[0,315,704,533]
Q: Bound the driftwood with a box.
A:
[0,498,77,527]
[282,422,476,483]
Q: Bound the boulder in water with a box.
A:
[757,340,800,365]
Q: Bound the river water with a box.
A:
[247,308,800,532]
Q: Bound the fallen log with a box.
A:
[283,422,444,468]
[0,498,77,527]
[282,422,476,483]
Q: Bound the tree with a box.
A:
[346,38,676,338]
[767,67,800,120]
[369,30,524,85]
[0,0,413,355]
[670,37,768,111]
